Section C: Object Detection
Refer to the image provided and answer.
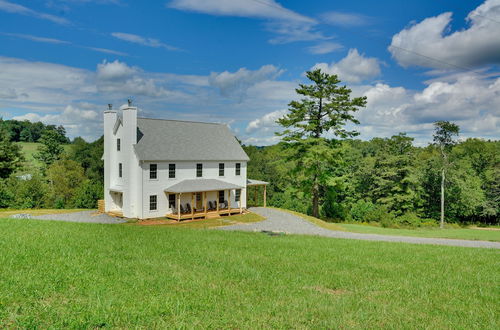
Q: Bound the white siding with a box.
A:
[140,161,247,219]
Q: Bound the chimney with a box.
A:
[122,99,137,145]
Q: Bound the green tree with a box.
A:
[34,130,64,167]
[277,69,366,217]
[433,121,460,228]
[46,158,85,208]
[0,126,24,178]
[72,179,103,208]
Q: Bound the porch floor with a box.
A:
[165,208,244,220]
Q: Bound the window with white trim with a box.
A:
[168,194,176,208]
[218,190,224,203]
[149,195,157,211]
[169,164,176,178]
[196,163,203,177]
[235,163,241,176]
[219,163,224,176]
[235,189,241,202]
[117,138,121,151]
[150,164,157,179]
[119,163,122,178]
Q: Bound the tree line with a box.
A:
[0,119,69,144]
[0,69,498,226]
[0,123,103,209]
[245,69,499,227]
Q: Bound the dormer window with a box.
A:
[117,138,121,151]
[150,164,157,179]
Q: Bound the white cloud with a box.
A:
[0,32,128,56]
[97,60,137,80]
[0,0,70,25]
[167,0,328,44]
[307,41,343,55]
[12,105,100,140]
[111,32,181,51]
[0,32,70,44]
[246,109,287,133]
[209,65,284,98]
[321,11,371,27]
[389,0,500,69]
[167,0,313,23]
[312,49,381,83]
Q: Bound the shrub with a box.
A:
[0,179,14,208]
[365,205,394,224]
[72,180,103,209]
[11,174,47,209]
[349,200,376,222]
[382,212,438,229]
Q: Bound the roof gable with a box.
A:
[134,118,249,161]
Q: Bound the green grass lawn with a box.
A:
[0,218,498,328]
[275,208,500,242]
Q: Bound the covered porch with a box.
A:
[247,179,268,207]
[164,179,244,221]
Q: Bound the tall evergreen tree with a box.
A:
[277,69,366,217]
[433,121,460,228]
[0,125,24,178]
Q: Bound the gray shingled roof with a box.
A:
[134,118,249,161]
[164,179,243,193]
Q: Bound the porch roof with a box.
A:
[247,179,269,186]
[164,179,243,193]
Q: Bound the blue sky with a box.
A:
[0,0,499,144]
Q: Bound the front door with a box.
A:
[196,192,202,210]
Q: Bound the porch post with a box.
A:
[254,186,257,207]
[191,193,194,220]
[263,185,267,208]
[216,192,219,213]
[177,193,181,221]
[228,189,231,215]
[240,189,243,214]
[204,192,207,217]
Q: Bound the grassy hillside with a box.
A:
[16,142,72,167]
[0,218,498,328]
[277,208,500,242]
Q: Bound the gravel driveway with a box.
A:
[220,207,500,249]
[14,210,126,224]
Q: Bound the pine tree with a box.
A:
[277,69,366,217]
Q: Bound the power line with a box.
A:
[388,45,490,77]
[249,0,498,78]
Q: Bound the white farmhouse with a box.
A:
[103,102,267,220]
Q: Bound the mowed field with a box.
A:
[16,142,72,167]
[0,218,498,328]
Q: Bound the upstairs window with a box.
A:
[150,164,157,179]
[218,190,225,203]
[169,164,176,178]
[168,194,176,208]
[117,138,121,151]
[196,163,203,177]
[219,163,224,176]
[235,163,241,176]
[149,195,157,211]
[119,163,122,178]
[235,189,241,202]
